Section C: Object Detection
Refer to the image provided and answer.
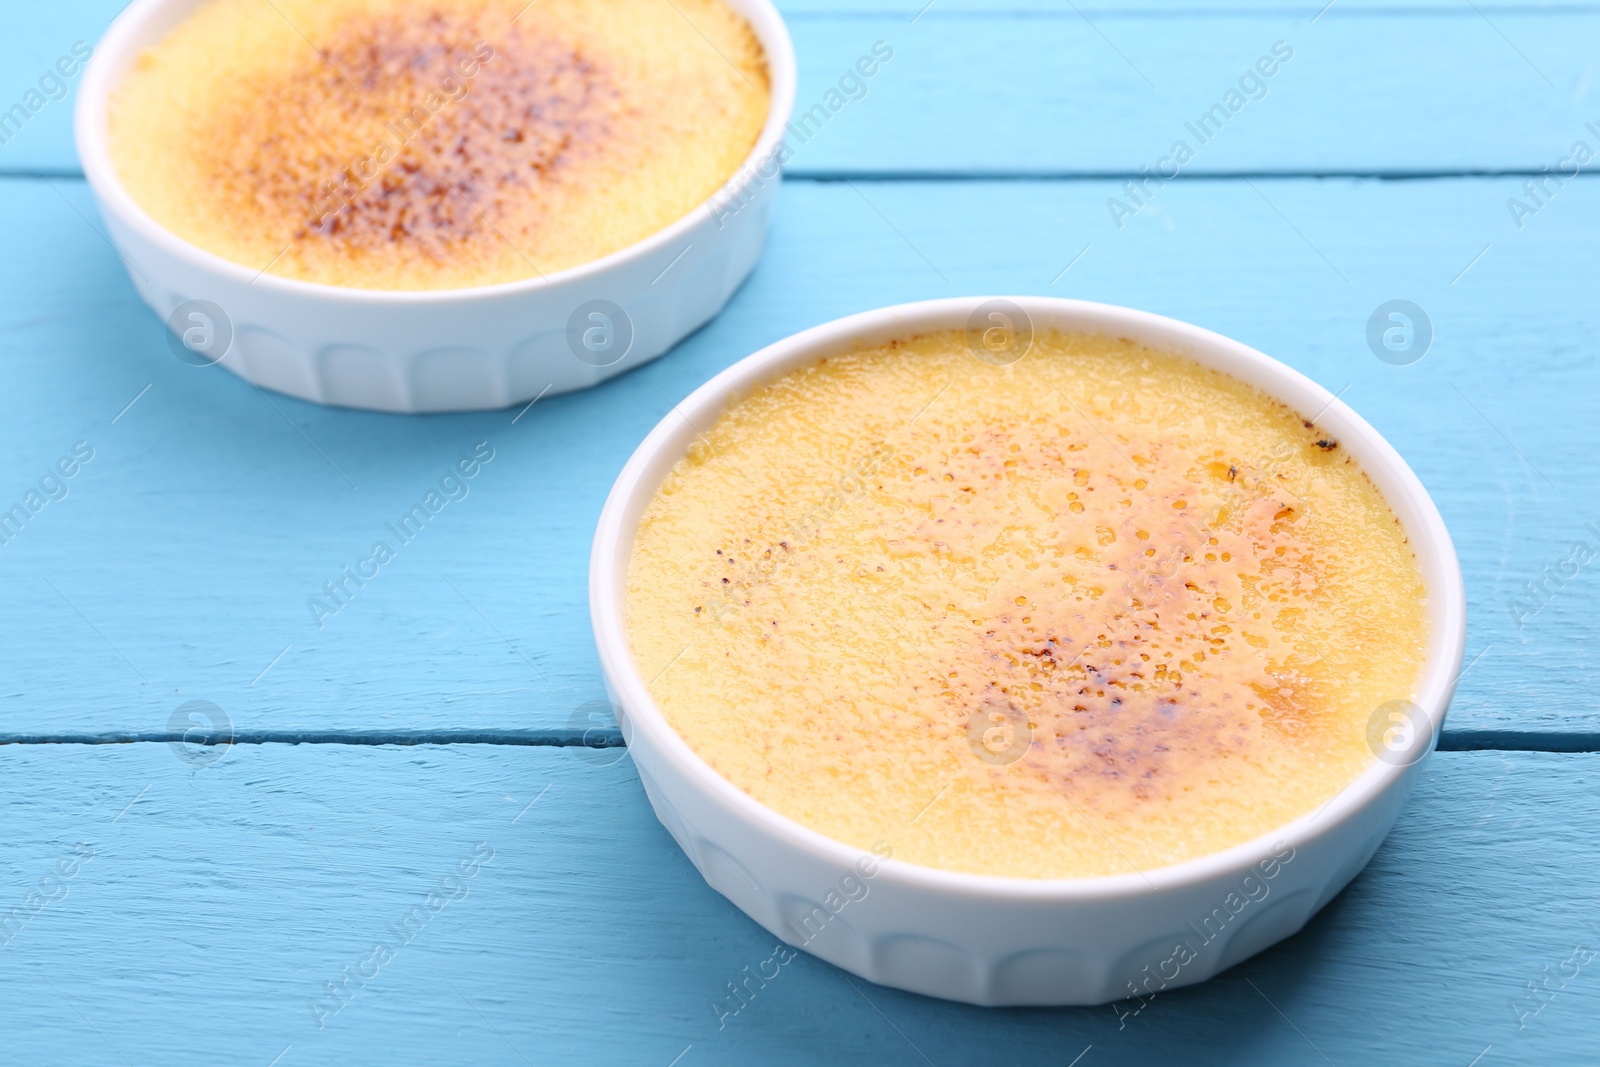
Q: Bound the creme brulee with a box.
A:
[625,331,1430,880]
[108,0,770,290]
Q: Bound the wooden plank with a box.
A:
[0,0,118,173]
[778,0,1580,12]
[2,174,1596,737]
[3,4,1599,175]
[0,743,1595,1064]
[775,9,1600,176]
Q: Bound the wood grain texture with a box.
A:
[0,744,1594,1065]
[3,2,1598,1062]
[3,5,1599,175]
[1,175,1595,736]
[0,4,1593,1062]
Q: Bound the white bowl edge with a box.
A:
[589,297,1467,1005]
[74,0,799,411]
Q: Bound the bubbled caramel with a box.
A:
[289,20,618,256]
[626,330,1429,879]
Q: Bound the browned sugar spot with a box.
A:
[909,417,1332,814]
[220,12,623,263]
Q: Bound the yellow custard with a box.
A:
[109,0,769,290]
[626,330,1430,879]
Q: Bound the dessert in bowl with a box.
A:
[591,298,1465,1005]
[77,0,795,410]
[109,0,770,291]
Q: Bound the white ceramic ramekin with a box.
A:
[75,0,795,413]
[591,297,1467,1007]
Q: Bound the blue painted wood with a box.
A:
[4,5,1600,175]
[1,174,1596,736]
[3,2,1599,1061]
[0,744,1594,1065]
[777,0,1570,11]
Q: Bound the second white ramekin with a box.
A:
[590,297,1467,1007]
[75,0,796,413]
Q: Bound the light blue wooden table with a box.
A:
[3,1,1598,1063]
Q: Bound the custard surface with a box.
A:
[626,331,1430,879]
[109,0,769,290]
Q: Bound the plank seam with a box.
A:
[794,169,1600,182]
[0,731,623,748]
[10,169,1600,183]
[0,732,1594,752]
[781,6,1600,18]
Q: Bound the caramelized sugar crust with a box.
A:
[109,0,769,289]
[626,331,1430,879]
[294,16,615,257]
